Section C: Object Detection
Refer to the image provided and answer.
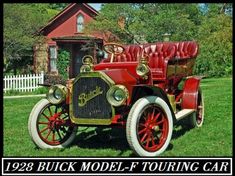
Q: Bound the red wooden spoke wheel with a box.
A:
[28,99,77,149]
[37,104,74,145]
[137,105,169,152]
[126,96,173,157]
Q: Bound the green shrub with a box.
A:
[4,87,48,96]
[34,86,48,94]
[44,74,66,85]
[4,89,21,96]
[57,49,70,80]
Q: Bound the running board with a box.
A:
[175,109,195,121]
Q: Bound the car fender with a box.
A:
[182,76,202,109]
[131,85,176,123]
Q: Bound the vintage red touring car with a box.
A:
[28,41,204,156]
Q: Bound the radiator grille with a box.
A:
[72,76,112,119]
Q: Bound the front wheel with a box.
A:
[28,99,77,149]
[126,96,173,157]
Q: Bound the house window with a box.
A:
[77,14,84,33]
[49,46,57,72]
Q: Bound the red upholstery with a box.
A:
[115,44,143,62]
[99,41,198,79]
[101,44,143,63]
[143,42,176,68]
[174,41,198,59]
[101,41,198,63]
[143,42,176,78]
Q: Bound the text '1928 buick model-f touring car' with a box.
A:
[28,41,204,157]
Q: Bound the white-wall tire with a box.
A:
[28,99,77,149]
[126,96,173,157]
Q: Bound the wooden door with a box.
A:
[71,44,88,78]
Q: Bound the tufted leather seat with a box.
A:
[174,41,199,59]
[101,44,143,63]
[143,42,176,79]
[115,44,143,62]
[99,41,198,80]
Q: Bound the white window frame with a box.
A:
[49,46,57,72]
[77,14,84,33]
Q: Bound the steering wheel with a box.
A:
[103,43,125,62]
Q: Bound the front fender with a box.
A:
[131,85,176,123]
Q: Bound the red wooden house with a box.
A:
[34,3,104,78]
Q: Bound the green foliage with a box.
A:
[4,89,21,96]
[33,87,48,94]
[57,49,70,80]
[86,3,232,77]
[85,4,137,43]
[44,74,66,85]
[194,14,232,77]
[3,3,232,77]
[3,4,59,75]
[49,3,69,10]
[3,77,232,156]
[4,87,48,96]
[86,4,201,43]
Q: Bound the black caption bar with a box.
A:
[2,158,232,175]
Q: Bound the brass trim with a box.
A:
[78,86,103,107]
[71,118,111,125]
[106,84,129,107]
[167,94,176,113]
[80,65,93,73]
[82,55,94,65]
[47,84,68,104]
[167,58,195,77]
[80,55,95,73]
[70,71,115,125]
[136,57,150,79]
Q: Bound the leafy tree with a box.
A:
[3,4,59,75]
[4,3,232,77]
[85,3,200,43]
[49,3,69,10]
[194,11,232,77]
[86,3,232,77]
[85,3,137,44]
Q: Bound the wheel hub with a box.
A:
[152,125,160,131]
[48,112,65,130]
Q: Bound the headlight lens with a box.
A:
[113,89,125,101]
[47,84,67,104]
[54,88,63,99]
[107,85,129,107]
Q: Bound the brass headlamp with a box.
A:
[136,57,150,79]
[80,55,94,73]
[106,85,129,107]
[47,84,68,104]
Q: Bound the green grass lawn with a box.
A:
[3,77,232,157]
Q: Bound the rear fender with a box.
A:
[182,77,201,109]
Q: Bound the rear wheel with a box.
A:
[126,96,173,156]
[28,99,77,149]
